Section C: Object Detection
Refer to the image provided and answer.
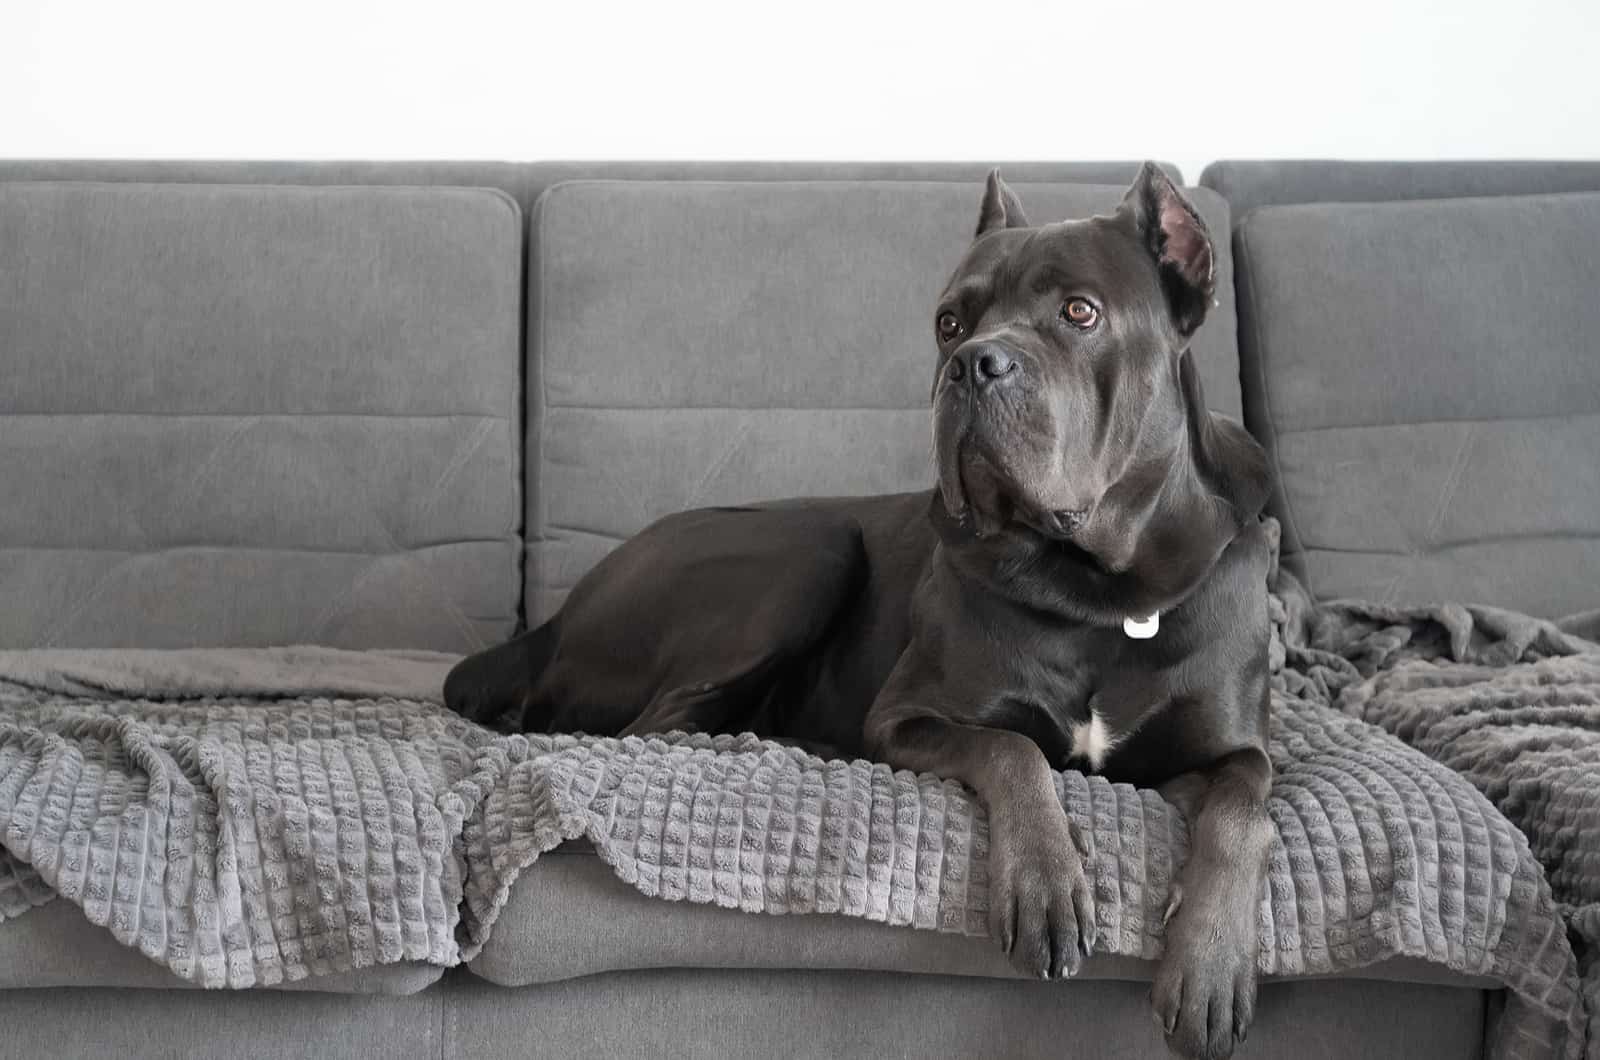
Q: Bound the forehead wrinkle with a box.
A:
[1023,263,1105,301]
[940,228,1025,302]
[1006,227,1123,305]
[974,228,1053,310]
[940,277,991,313]
[945,215,1150,312]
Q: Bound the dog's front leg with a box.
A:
[1152,747,1273,1060]
[866,705,1095,979]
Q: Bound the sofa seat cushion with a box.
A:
[465,843,1496,992]
[0,900,441,994]
[0,181,522,650]
[526,178,1239,621]
[445,968,1488,1060]
[1236,191,1600,615]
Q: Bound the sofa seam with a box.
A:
[1235,216,1315,598]
[2,541,513,557]
[0,178,514,201]
[1273,408,1600,435]
[542,401,933,412]
[511,174,534,635]
[1298,529,1600,554]
[531,183,554,625]
[525,175,1153,195]
[0,410,510,420]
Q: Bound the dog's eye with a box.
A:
[936,312,963,341]
[1061,298,1099,329]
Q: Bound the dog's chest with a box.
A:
[1066,711,1123,772]
[1016,633,1151,774]
[1052,677,1130,774]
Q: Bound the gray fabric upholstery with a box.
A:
[526,179,1238,619]
[0,160,538,206]
[470,843,1497,992]
[0,969,1486,1060]
[1235,192,1600,616]
[446,968,1486,1060]
[0,160,1173,218]
[0,901,441,994]
[0,182,522,649]
[521,160,1175,207]
[1201,159,1600,217]
[0,983,445,1060]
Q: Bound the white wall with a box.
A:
[9,0,1600,181]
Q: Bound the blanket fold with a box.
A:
[0,544,1594,1059]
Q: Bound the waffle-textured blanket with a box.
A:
[1279,586,1600,1057]
[0,567,1592,1058]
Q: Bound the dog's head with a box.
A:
[932,162,1249,566]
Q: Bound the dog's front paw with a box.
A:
[1151,887,1259,1059]
[987,810,1095,979]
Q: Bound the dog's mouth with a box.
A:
[938,449,1013,538]
[933,382,1093,543]
[936,442,1089,543]
[1035,507,1090,538]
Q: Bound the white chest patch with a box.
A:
[1070,711,1123,772]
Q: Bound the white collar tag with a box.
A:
[1123,612,1160,640]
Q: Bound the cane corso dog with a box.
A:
[446,162,1275,1059]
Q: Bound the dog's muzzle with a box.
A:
[944,340,1023,392]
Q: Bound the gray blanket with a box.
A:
[0,564,1591,1059]
[1277,587,1600,1056]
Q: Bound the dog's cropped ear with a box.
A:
[1121,162,1215,337]
[976,169,1029,237]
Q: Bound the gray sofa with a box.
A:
[2,158,1597,1058]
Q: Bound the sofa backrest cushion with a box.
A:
[1235,191,1600,616]
[1201,160,1600,218]
[525,178,1238,620]
[0,182,523,649]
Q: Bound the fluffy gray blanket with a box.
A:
[0,560,1592,1059]
[1278,587,1600,1056]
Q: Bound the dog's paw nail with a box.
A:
[1162,888,1184,926]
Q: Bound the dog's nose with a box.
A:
[975,347,1015,381]
[947,342,1021,388]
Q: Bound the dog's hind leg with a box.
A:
[461,504,869,739]
[619,682,721,737]
[619,632,847,742]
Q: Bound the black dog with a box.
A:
[446,163,1274,1060]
